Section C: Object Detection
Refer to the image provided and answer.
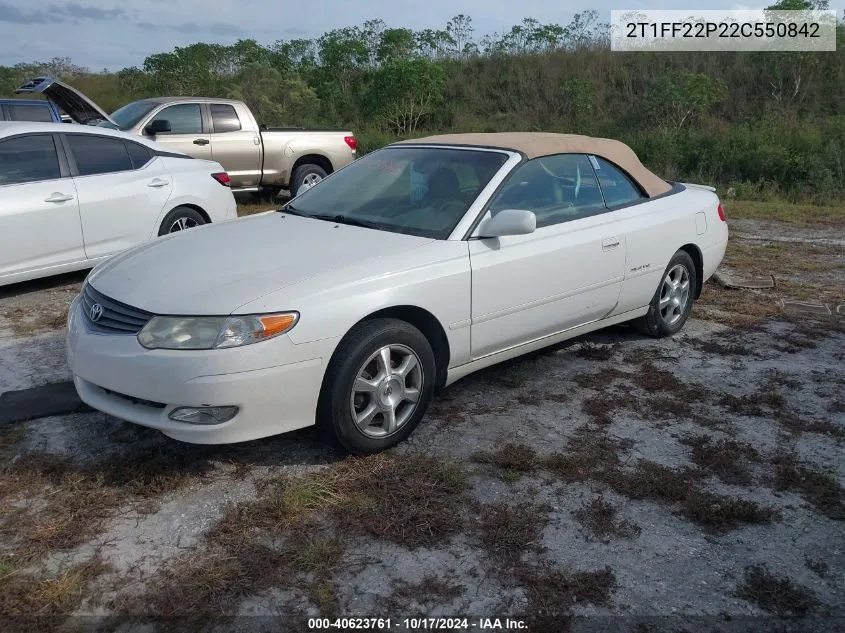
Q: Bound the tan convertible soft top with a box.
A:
[395,132,672,198]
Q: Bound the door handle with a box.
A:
[193,138,210,146]
[602,237,621,250]
[148,178,170,188]
[44,192,74,203]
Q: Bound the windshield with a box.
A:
[99,100,160,130]
[282,146,510,239]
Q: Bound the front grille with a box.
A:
[81,283,154,335]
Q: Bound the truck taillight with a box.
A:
[717,203,726,222]
[211,172,231,187]
[344,135,358,151]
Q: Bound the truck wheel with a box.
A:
[291,164,327,197]
[158,206,206,236]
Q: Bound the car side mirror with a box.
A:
[144,119,171,135]
[475,209,536,238]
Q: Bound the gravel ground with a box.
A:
[1,218,843,633]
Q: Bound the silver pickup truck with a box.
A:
[16,77,357,195]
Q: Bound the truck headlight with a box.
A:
[138,312,298,350]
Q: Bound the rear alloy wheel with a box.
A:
[291,164,327,197]
[633,250,697,337]
[319,318,436,454]
[158,206,206,236]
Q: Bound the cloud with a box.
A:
[0,2,63,23]
[0,1,125,24]
[52,2,125,20]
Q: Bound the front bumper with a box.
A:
[66,296,337,444]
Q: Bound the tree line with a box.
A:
[1,7,843,202]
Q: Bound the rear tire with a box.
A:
[290,164,327,197]
[317,318,436,455]
[633,250,697,338]
[158,206,206,236]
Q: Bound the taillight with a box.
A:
[344,135,358,151]
[717,203,726,222]
[211,172,231,187]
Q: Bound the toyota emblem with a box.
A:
[89,303,104,322]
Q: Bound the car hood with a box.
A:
[15,76,115,126]
[87,213,434,315]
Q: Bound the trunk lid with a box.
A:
[16,76,115,126]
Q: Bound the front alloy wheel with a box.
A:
[319,318,436,454]
[350,344,423,438]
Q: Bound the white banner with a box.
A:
[610,10,838,52]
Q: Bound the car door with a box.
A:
[145,103,212,160]
[62,133,173,259]
[588,155,676,316]
[207,103,261,189]
[468,153,626,359]
[0,133,85,279]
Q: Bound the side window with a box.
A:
[151,104,203,134]
[6,104,54,123]
[66,135,133,176]
[126,142,154,169]
[210,104,241,133]
[488,154,607,228]
[0,134,61,185]
[592,156,646,207]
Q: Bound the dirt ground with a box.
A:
[1,206,844,632]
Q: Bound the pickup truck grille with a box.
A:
[81,283,153,335]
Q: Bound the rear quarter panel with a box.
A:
[259,131,356,187]
[611,186,726,315]
[149,157,237,236]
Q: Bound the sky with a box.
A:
[0,0,770,70]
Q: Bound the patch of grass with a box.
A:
[686,337,752,356]
[574,343,618,361]
[681,436,761,485]
[477,502,550,569]
[679,491,778,533]
[543,429,621,483]
[473,443,537,473]
[0,557,110,619]
[3,304,71,336]
[574,496,641,540]
[236,200,275,217]
[495,366,531,389]
[696,283,781,329]
[804,556,829,578]
[777,414,845,439]
[572,368,627,390]
[116,541,289,621]
[332,455,470,548]
[631,362,701,399]
[773,454,845,519]
[519,565,616,629]
[378,575,465,615]
[720,388,786,417]
[735,564,818,617]
[725,200,844,228]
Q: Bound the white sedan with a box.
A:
[67,133,728,453]
[0,121,237,286]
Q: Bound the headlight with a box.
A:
[137,312,298,350]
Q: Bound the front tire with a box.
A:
[158,206,206,236]
[318,318,436,455]
[290,164,327,197]
[633,250,697,338]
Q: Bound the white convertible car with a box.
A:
[0,121,236,286]
[67,133,728,453]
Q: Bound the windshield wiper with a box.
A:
[311,214,380,230]
[278,204,308,217]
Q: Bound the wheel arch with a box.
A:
[679,243,704,298]
[292,153,333,178]
[323,305,452,393]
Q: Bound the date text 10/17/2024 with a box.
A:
[308,618,528,630]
